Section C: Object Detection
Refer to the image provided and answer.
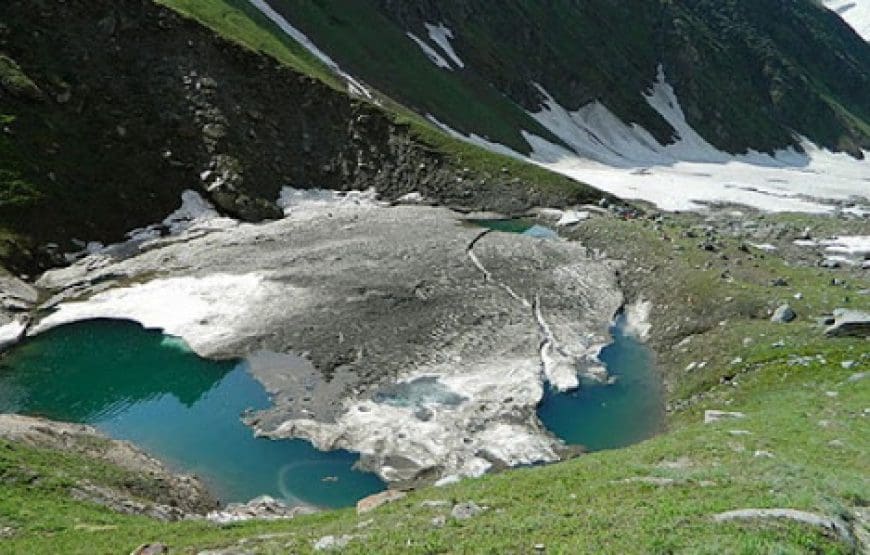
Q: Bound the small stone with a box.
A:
[431,515,446,528]
[704,410,745,424]
[754,450,774,459]
[841,361,856,370]
[825,391,838,398]
[451,501,484,520]
[729,430,752,436]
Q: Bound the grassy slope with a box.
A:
[1,212,867,554]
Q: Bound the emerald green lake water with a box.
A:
[537,315,664,450]
[0,320,385,508]
[0,308,661,509]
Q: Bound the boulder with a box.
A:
[825,309,870,338]
[770,304,797,324]
[356,490,406,514]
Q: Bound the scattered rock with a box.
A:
[431,515,446,528]
[451,501,485,521]
[356,490,406,514]
[704,410,745,424]
[846,372,867,383]
[420,500,450,509]
[313,535,353,551]
[770,304,797,324]
[131,544,168,555]
[0,526,16,538]
[207,496,315,524]
[753,450,774,459]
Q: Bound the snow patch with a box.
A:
[424,23,465,68]
[32,274,289,357]
[0,318,27,351]
[270,357,560,483]
[427,115,523,160]
[824,0,870,41]
[435,67,869,213]
[246,0,372,98]
[407,32,453,70]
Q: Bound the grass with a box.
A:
[0,212,866,554]
[0,56,41,100]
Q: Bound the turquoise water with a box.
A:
[468,218,558,239]
[537,315,664,450]
[0,320,384,508]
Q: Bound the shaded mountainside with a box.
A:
[264,0,870,156]
[0,0,605,273]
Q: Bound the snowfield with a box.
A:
[436,67,870,214]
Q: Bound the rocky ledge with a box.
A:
[0,414,218,519]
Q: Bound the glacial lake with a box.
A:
[537,315,664,450]
[0,319,385,509]
[0,308,662,508]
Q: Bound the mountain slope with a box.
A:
[0,0,605,273]
[260,0,870,158]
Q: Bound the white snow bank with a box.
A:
[0,318,27,350]
[32,274,288,357]
[427,114,523,160]
[425,23,465,68]
[824,0,870,41]
[820,236,870,257]
[407,32,453,70]
[246,0,372,98]
[429,67,870,214]
[273,357,560,483]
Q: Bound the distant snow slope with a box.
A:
[440,67,870,213]
[247,0,372,97]
[425,23,465,69]
[407,32,454,70]
[824,0,870,41]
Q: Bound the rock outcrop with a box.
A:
[0,414,218,516]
